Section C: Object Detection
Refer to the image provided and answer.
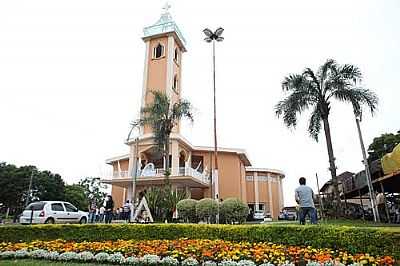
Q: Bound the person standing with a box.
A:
[104,195,114,224]
[295,177,317,224]
[99,206,105,223]
[88,200,97,224]
[123,200,132,222]
[376,190,387,223]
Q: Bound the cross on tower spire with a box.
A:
[162,2,171,14]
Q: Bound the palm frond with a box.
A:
[275,88,318,128]
[329,87,378,116]
[308,106,323,141]
[317,59,337,83]
[281,74,306,91]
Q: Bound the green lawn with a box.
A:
[1,259,107,266]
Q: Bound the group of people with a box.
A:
[88,195,133,224]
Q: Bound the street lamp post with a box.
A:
[203,27,224,202]
[354,113,379,222]
[127,124,140,222]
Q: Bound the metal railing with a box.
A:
[112,167,209,184]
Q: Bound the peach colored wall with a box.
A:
[111,186,124,210]
[271,180,280,219]
[244,171,283,217]
[143,36,169,134]
[191,151,244,201]
[111,159,129,173]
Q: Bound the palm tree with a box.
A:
[134,90,193,179]
[275,59,378,214]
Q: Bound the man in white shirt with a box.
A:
[376,190,387,223]
[295,177,317,224]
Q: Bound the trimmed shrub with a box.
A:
[0,224,399,258]
[196,198,219,222]
[220,198,249,224]
[177,199,198,222]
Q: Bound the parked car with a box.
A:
[253,210,265,220]
[278,206,297,221]
[20,201,88,224]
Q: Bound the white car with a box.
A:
[20,201,88,224]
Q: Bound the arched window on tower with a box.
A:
[153,43,164,59]
[172,74,178,93]
[174,48,179,62]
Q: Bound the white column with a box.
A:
[278,177,284,210]
[140,41,150,135]
[128,143,136,177]
[254,172,259,212]
[166,36,175,100]
[268,173,274,218]
[126,185,133,203]
[171,140,179,176]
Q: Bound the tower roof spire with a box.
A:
[143,3,187,51]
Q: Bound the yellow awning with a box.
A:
[382,143,400,174]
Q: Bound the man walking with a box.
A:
[295,177,317,224]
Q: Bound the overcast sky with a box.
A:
[1,0,399,205]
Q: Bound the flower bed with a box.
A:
[0,239,395,266]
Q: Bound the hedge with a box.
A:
[0,224,399,258]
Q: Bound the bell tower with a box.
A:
[140,4,187,135]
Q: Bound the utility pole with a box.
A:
[355,115,379,222]
[25,170,34,207]
[315,173,324,221]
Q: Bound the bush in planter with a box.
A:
[220,198,249,224]
[177,199,198,222]
[196,198,219,223]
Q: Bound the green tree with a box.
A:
[32,170,65,201]
[65,184,88,211]
[275,59,378,213]
[368,131,400,160]
[0,163,33,211]
[79,177,107,207]
[134,91,193,179]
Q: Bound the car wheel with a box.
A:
[45,218,55,224]
[79,217,87,224]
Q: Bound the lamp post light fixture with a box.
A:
[203,27,224,201]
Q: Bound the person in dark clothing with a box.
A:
[104,195,114,224]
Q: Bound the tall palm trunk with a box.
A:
[322,117,342,215]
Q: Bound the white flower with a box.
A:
[219,260,238,266]
[108,252,126,264]
[306,263,322,266]
[58,251,80,261]
[259,263,275,266]
[142,254,161,266]
[203,261,217,266]
[182,257,199,266]
[79,251,94,261]
[237,260,256,266]
[15,249,29,258]
[161,256,180,266]
[278,263,294,266]
[46,251,60,260]
[30,249,49,259]
[95,252,111,262]
[0,251,16,259]
[124,256,141,266]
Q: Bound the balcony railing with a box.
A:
[112,167,209,184]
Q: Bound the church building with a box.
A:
[103,7,285,220]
